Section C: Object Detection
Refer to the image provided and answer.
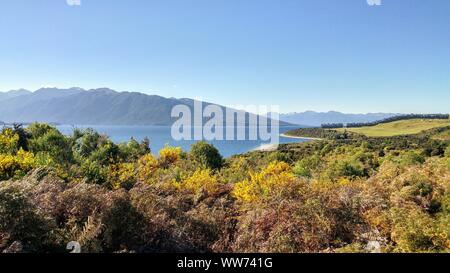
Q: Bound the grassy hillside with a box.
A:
[338,118,450,137]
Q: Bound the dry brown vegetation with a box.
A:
[1,123,450,253]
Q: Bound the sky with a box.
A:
[0,0,449,114]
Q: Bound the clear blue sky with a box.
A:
[0,0,449,114]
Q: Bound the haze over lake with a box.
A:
[57,125,308,157]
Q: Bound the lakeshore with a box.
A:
[280,133,324,141]
[254,134,323,152]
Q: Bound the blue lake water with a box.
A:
[57,125,308,158]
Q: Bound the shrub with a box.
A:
[232,199,339,253]
[89,140,120,166]
[293,155,321,178]
[0,187,51,251]
[390,207,443,252]
[325,160,364,182]
[137,154,159,182]
[118,137,151,161]
[101,197,147,251]
[445,145,450,157]
[28,129,73,164]
[233,161,295,203]
[72,128,102,158]
[0,128,19,154]
[159,145,183,167]
[109,163,136,190]
[189,141,223,170]
[176,169,218,195]
[80,159,108,185]
[0,149,36,180]
[399,151,426,167]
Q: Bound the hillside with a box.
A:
[0,88,287,126]
[338,118,450,137]
[1,122,450,253]
[279,111,398,126]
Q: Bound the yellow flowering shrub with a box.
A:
[0,128,19,154]
[137,154,159,182]
[0,148,35,180]
[233,161,296,203]
[159,145,182,166]
[109,163,136,190]
[176,169,218,194]
[0,154,15,178]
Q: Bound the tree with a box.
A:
[118,137,151,161]
[26,123,56,139]
[189,141,223,170]
[28,129,73,164]
[72,128,102,158]
[12,123,29,151]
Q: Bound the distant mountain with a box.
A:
[279,111,399,127]
[0,88,288,126]
[0,89,32,101]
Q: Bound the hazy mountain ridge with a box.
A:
[0,88,402,126]
[0,89,32,101]
[0,88,285,126]
[279,111,400,127]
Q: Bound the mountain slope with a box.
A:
[0,88,286,126]
[0,89,32,101]
[279,111,399,127]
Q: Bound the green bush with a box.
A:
[118,137,151,161]
[189,141,223,170]
[293,155,321,178]
[80,159,108,184]
[325,160,364,181]
[399,151,426,167]
[28,129,73,164]
[445,145,450,157]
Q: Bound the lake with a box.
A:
[57,125,309,158]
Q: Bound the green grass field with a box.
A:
[337,118,450,137]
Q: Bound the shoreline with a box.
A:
[254,133,323,152]
[280,133,323,141]
[253,143,279,152]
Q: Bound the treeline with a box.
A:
[322,123,344,129]
[284,128,356,140]
[321,114,450,129]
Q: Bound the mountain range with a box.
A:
[0,87,399,127]
[0,88,283,126]
[279,111,399,127]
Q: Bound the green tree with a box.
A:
[118,137,151,161]
[28,129,73,164]
[189,141,223,170]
